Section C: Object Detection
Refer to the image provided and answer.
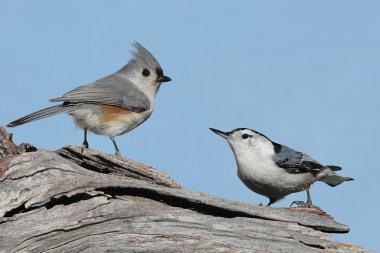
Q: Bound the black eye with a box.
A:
[142,68,150,77]
[242,134,248,139]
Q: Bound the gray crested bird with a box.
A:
[7,42,171,156]
[210,128,353,208]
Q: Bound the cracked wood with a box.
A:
[0,127,370,252]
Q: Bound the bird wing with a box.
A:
[273,143,324,173]
[50,73,150,112]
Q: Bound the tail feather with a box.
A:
[7,105,73,127]
[321,174,354,187]
[326,165,342,171]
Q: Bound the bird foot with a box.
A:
[81,141,89,155]
[290,201,322,211]
[115,151,121,157]
[80,145,87,155]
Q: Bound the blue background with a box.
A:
[1,1,379,251]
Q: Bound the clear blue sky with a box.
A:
[1,1,379,251]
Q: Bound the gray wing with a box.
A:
[273,143,324,173]
[50,73,150,112]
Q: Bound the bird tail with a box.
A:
[7,105,73,127]
[326,165,342,171]
[321,174,354,187]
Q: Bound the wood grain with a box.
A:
[0,127,370,253]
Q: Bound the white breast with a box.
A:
[233,145,315,198]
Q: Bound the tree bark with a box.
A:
[0,126,369,252]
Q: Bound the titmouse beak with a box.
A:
[157,75,172,83]
[210,128,230,139]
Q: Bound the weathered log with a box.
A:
[56,145,181,189]
[0,126,36,177]
[0,127,369,252]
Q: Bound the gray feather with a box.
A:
[7,105,75,127]
[273,143,324,173]
[321,175,354,187]
[326,165,342,171]
[130,41,161,70]
[50,42,159,112]
[117,42,163,79]
[50,73,150,112]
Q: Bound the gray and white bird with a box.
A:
[210,128,353,208]
[7,42,171,156]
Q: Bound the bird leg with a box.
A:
[306,188,313,206]
[110,136,121,157]
[267,197,278,206]
[81,128,89,155]
[290,189,321,210]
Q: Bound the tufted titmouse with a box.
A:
[210,128,353,208]
[7,42,171,156]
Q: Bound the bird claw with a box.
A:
[80,146,87,155]
[81,140,89,155]
[290,200,305,208]
[115,151,121,157]
[290,201,322,211]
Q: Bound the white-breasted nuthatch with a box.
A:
[7,42,172,156]
[210,128,353,208]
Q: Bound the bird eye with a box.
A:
[142,68,150,77]
[242,134,248,139]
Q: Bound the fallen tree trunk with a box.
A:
[0,127,369,252]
